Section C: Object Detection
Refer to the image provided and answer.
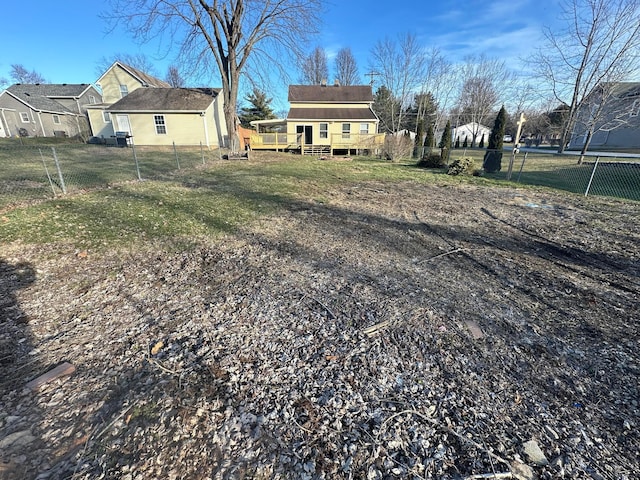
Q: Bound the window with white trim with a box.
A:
[360,123,369,135]
[119,84,129,98]
[52,115,61,124]
[320,123,328,139]
[342,123,350,139]
[103,111,111,123]
[89,95,97,104]
[154,115,167,134]
[631,99,640,117]
[20,112,30,123]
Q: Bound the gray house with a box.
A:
[568,82,640,150]
[0,83,101,138]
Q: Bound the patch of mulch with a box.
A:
[1,182,638,479]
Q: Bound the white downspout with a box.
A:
[36,111,45,136]
[202,113,210,148]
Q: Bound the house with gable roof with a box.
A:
[87,61,227,147]
[0,83,100,138]
[250,83,384,155]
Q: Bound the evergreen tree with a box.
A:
[454,136,460,148]
[463,135,468,148]
[479,133,485,148]
[484,105,508,173]
[372,86,401,134]
[238,88,276,128]
[424,123,435,154]
[413,120,424,158]
[438,120,452,161]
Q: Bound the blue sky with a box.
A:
[1,0,560,111]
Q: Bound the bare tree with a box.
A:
[95,53,160,78]
[10,64,46,84]
[301,46,329,84]
[369,33,426,135]
[455,55,512,146]
[532,0,640,153]
[105,0,322,150]
[419,48,457,133]
[165,65,186,87]
[334,47,359,86]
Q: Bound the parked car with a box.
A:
[503,134,513,142]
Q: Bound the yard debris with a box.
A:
[1,182,638,478]
[24,361,75,390]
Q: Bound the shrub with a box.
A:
[417,153,445,168]
[483,150,502,173]
[447,157,475,176]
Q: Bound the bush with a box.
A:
[417,153,445,168]
[447,157,475,176]
[483,150,503,173]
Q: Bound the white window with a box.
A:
[154,115,167,134]
[89,95,97,104]
[20,112,30,123]
[360,123,369,135]
[120,84,129,98]
[103,111,111,123]
[342,123,350,139]
[52,115,61,124]
[631,99,640,117]
[320,123,328,139]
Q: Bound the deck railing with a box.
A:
[249,132,385,153]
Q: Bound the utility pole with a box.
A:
[365,71,380,87]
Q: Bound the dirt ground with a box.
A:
[1,181,639,479]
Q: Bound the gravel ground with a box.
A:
[1,181,639,479]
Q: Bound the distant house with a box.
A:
[451,122,491,147]
[87,61,227,147]
[0,83,101,138]
[251,83,384,155]
[568,82,640,150]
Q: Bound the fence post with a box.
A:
[131,140,142,180]
[200,141,205,165]
[173,141,180,169]
[516,152,528,183]
[584,156,600,197]
[51,147,67,194]
[39,148,57,196]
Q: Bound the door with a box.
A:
[0,118,6,138]
[115,114,132,135]
[296,125,313,145]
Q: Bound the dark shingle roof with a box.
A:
[5,84,78,113]
[8,83,92,98]
[287,107,377,121]
[288,85,373,103]
[107,88,221,112]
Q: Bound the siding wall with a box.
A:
[98,66,145,104]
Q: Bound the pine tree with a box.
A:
[484,105,507,173]
[454,136,460,149]
[425,123,435,154]
[479,133,485,148]
[438,120,452,161]
[238,88,276,128]
[413,120,424,159]
[463,135,468,148]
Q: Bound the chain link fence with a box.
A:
[508,150,640,201]
[0,142,224,210]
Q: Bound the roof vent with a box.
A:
[334,79,340,87]
[320,79,327,86]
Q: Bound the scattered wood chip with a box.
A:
[362,320,391,337]
[25,362,75,390]
[151,341,164,355]
[465,320,484,339]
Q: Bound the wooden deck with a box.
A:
[249,132,385,155]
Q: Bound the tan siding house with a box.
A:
[251,84,383,155]
[107,88,227,147]
[88,62,227,147]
